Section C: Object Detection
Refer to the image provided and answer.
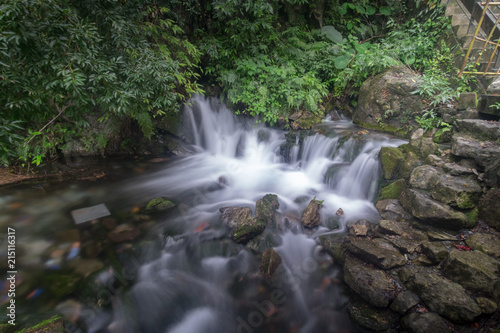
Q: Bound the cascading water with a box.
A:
[103,95,405,333]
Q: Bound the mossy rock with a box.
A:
[231,218,266,244]
[144,197,176,212]
[380,146,405,180]
[379,179,407,201]
[255,194,280,230]
[16,315,64,333]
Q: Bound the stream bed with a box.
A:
[1,96,406,332]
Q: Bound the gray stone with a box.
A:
[409,165,442,190]
[219,206,253,229]
[455,119,500,141]
[354,65,423,134]
[421,241,448,264]
[107,224,140,243]
[348,219,372,237]
[255,194,280,230]
[318,233,346,265]
[343,255,401,307]
[259,248,282,279]
[442,249,500,299]
[401,312,450,333]
[425,154,445,167]
[410,129,438,159]
[231,217,265,244]
[457,92,477,110]
[400,189,470,230]
[347,297,400,332]
[465,233,500,258]
[390,291,420,314]
[380,146,405,180]
[431,173,482,209]
[301,199,322,228]
[405,269,482,323]
[375,199,412,222]
[377,220,405,235]
[346,237,407,269]
[401,150,422,179]
[442,162,477,176]
[478,189,500,231]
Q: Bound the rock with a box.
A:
[353,65,423,135]
[442,162,477,177]
[219,206,253,229]
[55,299,82,322]
[346,255,401,305]
[405,269,482,323]
[390,291,420,314]
[413,255,435,266]
[399,189,470,230]
[408,165,442,190]
[20,315,65,333]
[421,242,448,264]
[427,230,457,241]
[245,232,280,254]
[346,296,400,331]
[431,174,482,210]
[107,224,140,243]
[56,229,80,243]
[400,150,422,179]
[379,179,407,201]
[348,219,372,237]
[318,233,346,264]
[457,92,477,110]
[442,249,500,299]
[476,297,498,314]
[380,147,405,180]
[144,197,176,212]
[401,312,450,333]
[81,240,102,258]
[231,217,265,244]
[301,199,322,228]
[455,119,500,142]
[68,258,105,278]
[345,237,407,269]
[259,248,282,279]
[478,189,500,231]
[410,129,437,159]
[375,199,412,222]
[291,110,323,129]
[465,233,500,258]
[376,220,405,236]
[425,154,444,167]
[255,194,280,230]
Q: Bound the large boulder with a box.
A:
[399,189,471,230]
[442,250,500,299]
[380,147,405,180]
[455,119,500,142]
[354,66,423,135]
[343,255,401,307]
[402,268,482,323]
[465,233,500,258]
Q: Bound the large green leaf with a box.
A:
[380,6,391,15]
[321,25,343,44]
[334,55,352,69]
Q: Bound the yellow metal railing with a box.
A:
[459,0,500,76]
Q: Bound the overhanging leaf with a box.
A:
[334,55,352,69]
[321,25,343,44]
[380,6,391,15]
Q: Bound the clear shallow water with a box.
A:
[0,96,405,332]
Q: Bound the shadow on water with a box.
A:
[0,95,405,332]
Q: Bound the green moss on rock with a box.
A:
[16,315,64,333]
[380,146,405,180]
[231,218,265,244]
[379,179,407,201]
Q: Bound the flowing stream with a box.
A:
[1,95,405,332]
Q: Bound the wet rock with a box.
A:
[378,179,407,201]
[345,237,407,269]
[219,206,253,229]
[144,197,176,212]
[246,232,281,254]
[231,217,265,244]
[347,296,400,332]
[318,233,346,264]
[476,297,498,314]
[255,194,280,230]
[465,233,500,258]
[376,199,412,222]
[348,220,372,237]
[107,224,140,243]
[389,291,420,314]
[404,269,482,323]
[301,199,322,228]
[20,314,65,333]
[421,242,448,264]
[259,248,283,279]
[380,147,405,180]
[401,312,450,333]
[478,189,500,231]
[399,189,470,230]
[400,150,422,179]
[431,174,482,210]
[343,255,401,307]
[354,65,423,136]
[442,249,500,299]
[408,165,442,190]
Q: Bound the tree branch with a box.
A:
[24,102,72,146]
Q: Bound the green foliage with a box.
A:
[0,0,201,166]
[415,109,452,133]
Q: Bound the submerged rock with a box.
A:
[442,249,500,299]
[231,217,265,244]
[259,248,283,279]
[219,206,253,229]
[255,194,280,230]
[318,233,346,264]
[301,199,322,228]
[343,255,401,307]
